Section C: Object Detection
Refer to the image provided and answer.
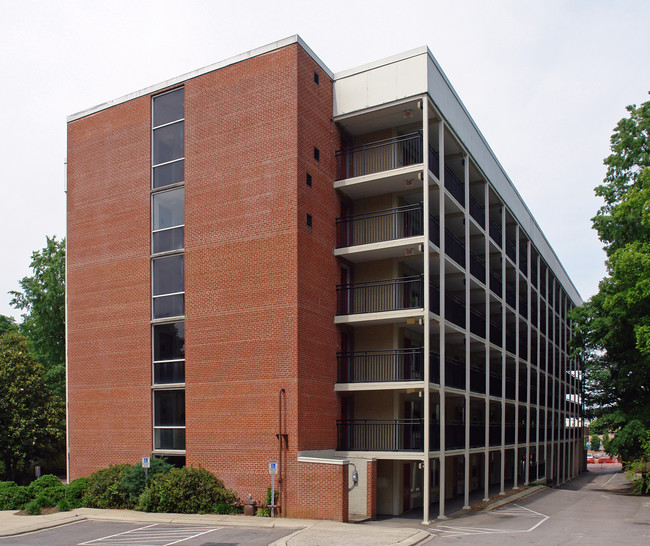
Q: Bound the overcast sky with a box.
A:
[1,0,648,320]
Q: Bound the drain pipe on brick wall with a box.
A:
[277,388,287,515]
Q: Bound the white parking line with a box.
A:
[78,524,220,545]
[429,504,550,538]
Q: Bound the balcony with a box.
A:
[470,423,486,448]
[337,347,424,383]
[336,203,442,251]
[470,307,486,339]
[336,132,435,180]
[489,218,502,247]
[469,194,485,228]
[336,204,422,248]
[505,238,516,262]
[337,275,423,315]
[445,229,465,267]
[444,164,465,205]
[337,419,423,451]
[445,292,465,329]
[446,421,465,450]
[445,357,465,389]
[469,252,486,283]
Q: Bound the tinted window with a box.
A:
[153,122,184,165]
[154,390,185,426]
[153,159,184,188]
[153,188,184,230]
[153,88,184,127]
[154,361,185,384]
[153,321,184,361]
[152,254,184,296]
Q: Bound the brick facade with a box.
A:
[67,42,347,520]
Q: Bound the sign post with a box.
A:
[268,461,278,517]
[142,456,150,485]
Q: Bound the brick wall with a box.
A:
[67,95,152,478]
[67,42,347,521]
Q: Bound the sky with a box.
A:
[1,0,648,320]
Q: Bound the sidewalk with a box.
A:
[0,508,429,545]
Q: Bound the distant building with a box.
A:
[66,35,583,522]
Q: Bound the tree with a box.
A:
[570,95,650,466]
[0,333,65,481]
[10,236,65,397]
[0,315,18,336]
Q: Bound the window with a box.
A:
[313,147,320,161]
[154,390,185,450]
[306,213,313,228]
[313,71,320,85]
[306,172,312,187]
[152,88,184,188]
[153,321,184,383]
[152,255,184,319]
[152,187,184,253]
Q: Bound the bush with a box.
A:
[0,483,30,510]
[136,466,237,514]
[24,499,42,515]
[122,458,172,504]
[27,474,62,498]
[82,464,131,509]
[57,497,72,512]
[64,477,88,509]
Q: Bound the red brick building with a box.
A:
[67,36,583,522]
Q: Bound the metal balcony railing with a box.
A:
[445,292,466,329]
[430,215,440,246]
[337,275,423,315]
[444,164,464,205]
[490,423,502,446]
[490,372,502,397]
[469,252,486,283]
[489,218,502,247]
[445,357,465,389]
[337,419,424,451]
[506,285,516,309]
[446,420,465,450]
[470,365,486,394]
[489,270,502,298]
[490,321,502,348]
[337,347,423,383]
[445,229,465,267]
[505,238,516,262]
[336,203,423,248]
[469,194,485,228]
[336,132,433,180]
[470,307,486,339]
[470,423,486,448]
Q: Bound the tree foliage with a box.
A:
[570,95,650,465]
[0,334,65,482]
[10,236,65,397]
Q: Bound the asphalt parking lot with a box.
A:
[0,520,296,546]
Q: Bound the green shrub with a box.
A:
[57,497,72,512]
[256,507,270,517]
[27,474,62,498]
[0,484,30,510]
[136,466,237,514]
[121,458,172,504]
[24,499,42,515]
[32,486,65,509]
[82,464,131,509]
[214,502,242,515]
[64,477,88,509]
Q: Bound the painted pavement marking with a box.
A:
[429,503,550,538]
[78,524,220,545]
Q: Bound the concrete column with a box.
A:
[500,206,506,496]
[463,153,470,511]
[422,96,431,524]
[483,181,490,502]
[513,224,520,490]
[437,120,447,519]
